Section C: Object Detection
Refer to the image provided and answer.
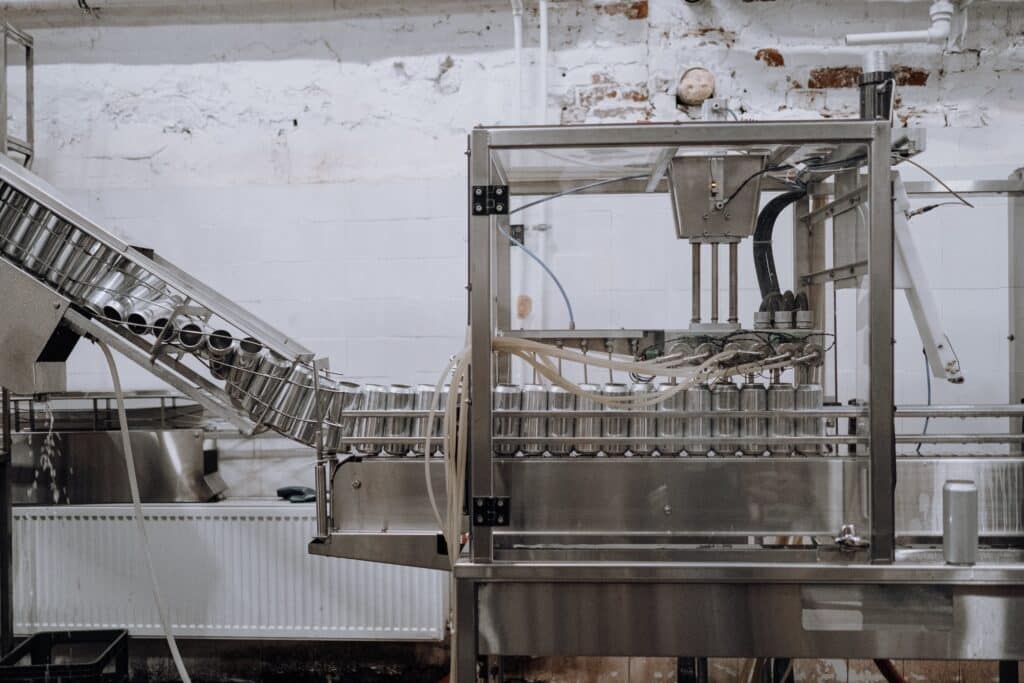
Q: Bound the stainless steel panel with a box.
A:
[494,458,866,536]
[331,458,446,532]
[475,580,1024,659]
[0,259,68,394]
[668,155,766,242]
[11,429,224,504]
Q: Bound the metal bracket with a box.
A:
[509,223,525,244]
[471,186,509,216]
[472,496,510,527]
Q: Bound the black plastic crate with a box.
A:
[0,630,128,683]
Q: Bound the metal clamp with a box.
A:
[472,496,510,527]
[835,523,869,550]
[471,186,509,216]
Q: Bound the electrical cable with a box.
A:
[895,156,975,209]
[97,340,192,683]
[508,173,646,215]
[917,347,931,455]
[496,222,576,330]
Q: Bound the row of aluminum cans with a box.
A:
[493,381,824,457]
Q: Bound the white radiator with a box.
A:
[14,502,448,640]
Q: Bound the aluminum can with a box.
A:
[547,385,575,456]
[767,382,795,455]
[739,382,768,456]
[711,382,740,456]
[600,382,629,455]
[684,385,712,456]
[943,480,979,566]
[795,383,825,455]
[574,383,602,456]
[493,384,522,456]
[383,384,415,456]
[629,382,656,456]
[656,383,686,456]
[520,383,548,456]
[354,384,388,455]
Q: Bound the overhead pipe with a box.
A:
[510,0,524,124]
[846,0,955,46]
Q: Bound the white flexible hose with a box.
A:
[98,341,192,683]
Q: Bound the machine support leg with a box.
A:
[711,242,719,324]
[691,242,701,324]
[1000,661,1020,683]
[0,387,12,654]
[677,656,709,683]
[728,241,738,325]
[453,579,479,683]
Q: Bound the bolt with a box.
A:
[495,203,504,212]
[52,301,61,310]
[474,187,483,196]
[494,187,504,196]
[474,203,484,212]
[663,504,672,515]
[351,480,361,489]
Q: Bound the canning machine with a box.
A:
[2,111,1024,680]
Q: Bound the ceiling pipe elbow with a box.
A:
[846,0,954,46]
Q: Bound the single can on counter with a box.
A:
[656,383,686,456]
[520,384,548,456]
[493,384,522,456]
[943,480,979,566]
[600,382,629,456]
[795,383,825,455]
[629,382,656,456]
[354,383,388,455]
[685,385,712,456]
[574,383,602,456]
[739,381,768,456]
[711,382,740,457]
[767,382,795,456]
[547,385,575,456]
[383,384,415,456]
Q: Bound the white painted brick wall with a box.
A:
[2,0,1021,463]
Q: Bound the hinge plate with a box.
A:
[471,185,509,216]
[472,496,510,527]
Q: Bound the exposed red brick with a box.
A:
[755,48,785,67]
[893,65,930,86]
[807,66,862,89]
[598,1,648,19]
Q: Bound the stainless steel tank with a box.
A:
[656,382,686,456]
[547,385,575,456]
[493,384,522,456]
[383,384,415,456]
[600,382,629,456]
[629,382,656,456]
[520,383,548,456]
[711,382,740,456]
[575,383,602,456]
[739,381,768,456]
[794,383,824,455]
[767,382,795,456]
[684,385,712,456]
[354,384,388,455]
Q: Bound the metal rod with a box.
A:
[691,242,701,324]
[728,242,738,325]
[0,388,11,654]
[314,461,328,538]
[711,242,719,323]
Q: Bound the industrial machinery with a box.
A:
[1,68,1024,681]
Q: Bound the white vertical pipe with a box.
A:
[511,0,523,124]
[537,0,552,331]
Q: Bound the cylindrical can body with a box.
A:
[657,383,686,456]
[242,353,292,420]
[22,215,71,276]
[629,382,656,456]
[493,384,522,456]
[354,384,387,455]
[225,338,263,404]
[600,382,629,455]
[520,384,548,456]
[739,382,768,456]
[63,241,120,300]
[711,382,740,456]
[325,381,361,453]
[383,384,415,456]
[547,385,575,456]
[412,384,437,456]
[3,202,47,262]
[575,383,602,456]
[685,385,712,456]
[795,383,825,455]
[943,480,979,566]
[46,228,93,292]
[290,375,335,446]
[767,383,795,455]
[266,364,315,435]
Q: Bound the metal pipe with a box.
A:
[846,1,954,46]
[691,242,701,324]
[728,241,738,324]
[0,388,10,654]
[710,242,719,323]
